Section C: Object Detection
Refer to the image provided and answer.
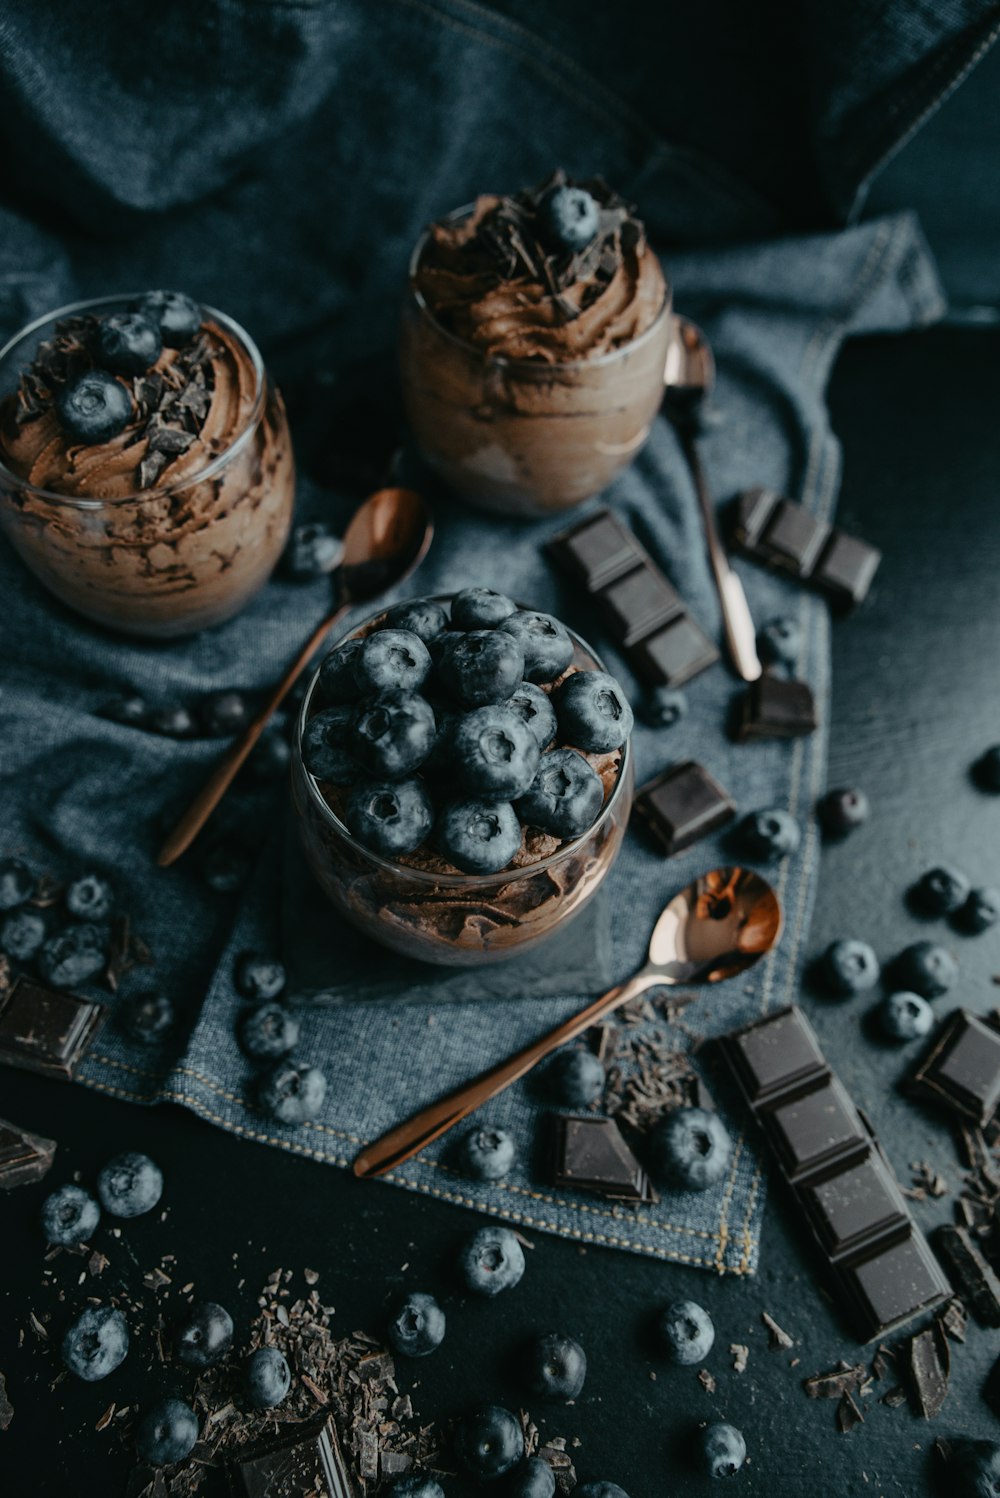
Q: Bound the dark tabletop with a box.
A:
[2,324,998,1498]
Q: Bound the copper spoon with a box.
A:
[353,866,781,1179]
[663,316,762,684]
[157,487,432,867]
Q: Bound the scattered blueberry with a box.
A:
[817,787,870,836]
[198,690,249,737]
[516,749,604,839]
[659,1299,715,1365]
[202,842,251,894]
[505,682,557,750]
[552,671,633,752]
[387,1291,446,1357]
[895,940,958,998]
[235,952,286,1002]
[524,1332,587,1400]
[459,1126,516,1181]
[149,703,197,738]
[739,808,801,861]
[912,864,970,917]
[438,799,521,874]
[119,991,175,1045]
[258,1061,327,1124]
[284,521,344,580]
[302,705,362,785]
[65,872,115,921]
[508,1458,556,1498]
[243,1345,291,1408]
[176,1301,234,1369]
[0,907,46,961]
[354,629,432,695]
[537,184,600,252]
[56,370,131,445]
[648,1107,731,1191]
[822,938,880,995]
[547,1047,605,1107]
[134,290,201,347]
[99,693,149,728]
[881,990,934,1042]
[352,690,436,779]
[454,1404,524,1480]
[135,1397,199,1466]
[319,638,365,703]
[639,686,688,729]
[0,857,35,910]
[701,1422,746,1480]
[459,1224,525,1295]
[960,887,1000,934]
[384,598,450,642]
[454,705,540,798]
[41,1184,101,1246]
[975,746,1000,793]
[345,778,435,857]
[388,1477,445,1498]
[757,616,801,668]
[438,630,525,707]
[500,612,573,684]
[575,1485,630,1498]
[96,311,162,375]
[62,1304,129,1381]
[451,587,516,630]
[38,924,107,987]
[97,1152,163,1218]
[940,1438,1000,1496]
[246,727,292,783]
[239,1002,300,1060]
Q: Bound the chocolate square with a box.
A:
[763,1076,867,1182]
[547,1114,657,1202]
[798,1148,909,1261]
[0,976,105,1081]
[233,1415,354,1498]
[547,509,646,592]
[813,531,881,608]
[733,486,779,547]
[761,500,831,575]
[724,1006,828,1107]
[738,672,817,741]
[908,1010,1000,1126]
[628,614,720,686]
[839,1230,950,1341]
[0,1117,57,1189]
[633,760,736,856]
[597,562,684,646]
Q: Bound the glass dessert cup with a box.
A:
[0,295,295,639]
[399,220,672,520]
[291,604,634,966]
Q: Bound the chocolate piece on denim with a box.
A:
[0,1116,57,1189]
[547,1114,657,1202]
[738,672,817,741]
[597,563,684,646]
[907,1009,1000,1127]
[731,487,881,607]
[932,1224,1000,1326]
[629,614,720,686]
[546,508,646,592]
[0,975,105,1081]
[813,531,882,608]
[633,760,736,856]
[232,1415,354,1498]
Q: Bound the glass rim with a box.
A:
[0,293,267,508]
[407,205,672,374]
[294,597,632,888]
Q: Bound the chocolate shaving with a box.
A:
[697,1368,716,1394]
[0,1370,12,1430]
[730,1344,749,1374]
[836,1391,864,1432]
[803,1362,866,1400]
[880,1385,907,1408]
[761,1311,794,1350]
[906,1324,950,1419]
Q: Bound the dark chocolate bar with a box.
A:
[906,1009,1000,1127]
[628,614,720,687]
[547,1114,657,1203]
[720,1005,949,1340]
[932,1224,1000,1326]
[738,672,817,741]
[0,1117,57,1189]
[0,975,105,1081]
[632,760,736,857]
[232,1415,354,1498]
[731,487,881,608]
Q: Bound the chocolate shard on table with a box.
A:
[0,975,105,1081]
[906,1009,1000,1127]
[906,1322,950,1419]
[932,1224,1000,1326]
[738,672,817,741]
[547,1114,658,1203]
[720,1005,949,1340]
[632,760,737,856]
[730,487,881,608]
[230,1414,354,1498]
[0,1116,57,1189]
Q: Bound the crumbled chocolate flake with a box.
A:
[880,1385,907,1408]
[836,1391,864,1432]
[697,1368,717,1394]
[602,1027,699,1134]
[871,1344,895,1381]
[143,1267,172,1292]
[803,1362,866,1400]
[938,1298,968,1343]
[96,1402,116,1431]
[730,1344,749,1374]
[906,1325,950,1419]
[0,1370,13,1430]
[761,1311,794,1350]
[304,1268,319,1286]
[904,1160,949,1201]
[88,1250,110,1278]
[28,1311,49,1341]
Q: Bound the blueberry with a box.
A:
[202,842,251,893]
[451,587,516,630]
[508,1458,556,1498]
[98,693,149,728]
[176,1301,234,1368]
[649,1107,731,1191]
[388,1291,446,1357]
[135,1397,199,1465]
[354,629,432,696]
[438,630,525,707]
[41,1184,101,1246]
[454,705,541,798]
[975,746,1000,793]
[149,703,197,738]
[284,521,344,580]
[701,1422,746,1480]
[303,705,362,785]
[960,887,1000,934]
[822,938,880,995]
[817,787,870,836]
[505,683,557,750]
[318,638,365,704]
[352,690,436,778]
[134,290,201,347]
[96,311,162,375]
[547,1047,605,1106]
[524,1332,586,1399]
[912,864,971,916]
[345,778,434,857]
[537,185,600,252]
[552,671,633,752]
[239,1001,300,1060]
[38,924,107,987]
[97,1152,163,1218]
[454,1405,524,1480]
[757,616,801,668]
[198,689,249,737]
[429,629,464,667]
[459,1225,525,1295]
[65,872,115,921]
[243,1345,291,1408]
[119,991,175,1045]
[895,940,958,998]
[235,952,286,1002]
[941,1438,1000,1497]
[258,1061,327,1124]
[639,686,688,729]
[384,597,450,642]
[575,1485,630,1498]
[438,799,521,874]
[460,1126,516,1181]
[62,1305,129,1381]
[246,727,292,783]
[881,990,934,1042]
[516,748,605,839]
[0,857,35,910]
[659,1300,715,1365]
[739,808,801,861]
[389,1477,445,1498]
[56,370,131,445]
[1,907,46,960]
[499,612,573,684]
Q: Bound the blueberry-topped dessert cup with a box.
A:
[0,293,295,637]
[400,173,672,518]
[292,589,634,965]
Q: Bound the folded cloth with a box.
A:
[0,211,943,1270]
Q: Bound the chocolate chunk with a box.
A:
[932,1224,1000,1326]
[738,672,817,741]
[628,614,720,686]
[763,1076,867,1183]
[547,1114,657,1202]
[546,508,646,592]
[0,975,105,1081]
[800,1148,909,1262]
[907,1009,1000,1127]
[761,500,831,576]
[233,1415,354,1498]
[598,563,683,646]
[906,1324,950,1419]
[632,760,736,856]
[0,1370,12,1431]
[725,1007,827,1107]
[838,1231,950,1342]
[836,1390,864,1432]
[813,531,882,609]
[731,487,880,608]
[0,1117,57,1189]
[803,1361,866,1399]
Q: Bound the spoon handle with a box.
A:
[352,967,660,1179]
[156,602,350,868]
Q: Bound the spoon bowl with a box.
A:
[663,314,715,405]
